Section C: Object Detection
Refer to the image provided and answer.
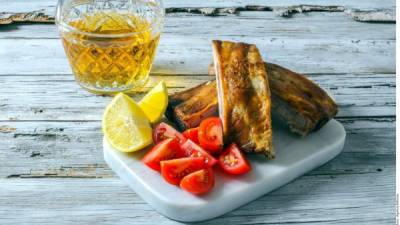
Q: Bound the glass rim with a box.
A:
[55,1,165,38]
[56,19,163,38]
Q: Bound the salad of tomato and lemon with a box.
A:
[102,81,252,195]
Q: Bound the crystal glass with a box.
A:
[56,0,164,94]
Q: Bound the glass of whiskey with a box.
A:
[56,0,164,94]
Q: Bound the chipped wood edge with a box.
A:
[0,5,395,26]
[272,5,345,17]
[6,165,112,179]
[0,125,16,133]
[0,10,54,25]
[345,9,396,23]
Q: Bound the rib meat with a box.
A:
[212,40,274,158]
[166,80,218,130]
[166,45,338,137]
[266,63,338,135]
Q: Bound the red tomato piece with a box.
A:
[198,117,223,153]
[180,140,218,167]
[142,138,182,171]
[180,168,215,195]
[182,127,199,144]
[160,157,205,185]
[219,143,251,175]
[153,122,186,144]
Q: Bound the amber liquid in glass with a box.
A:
[61,12,160,93]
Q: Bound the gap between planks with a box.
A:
[0,4,395,25]
[0,72,396,76]
[0,115,395,123]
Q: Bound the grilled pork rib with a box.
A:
[211,62,338,135]
[167,62,338,136]
[212,40,274,158]
[266,63,338,135]
[167,42,338,138]
[166,80,218,130]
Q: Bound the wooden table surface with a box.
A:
[0,0,395,224]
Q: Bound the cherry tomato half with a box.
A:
[182,127,199,144]
[153,122,187,144]
[142,138,182,171]
[198,117,223,153]
[160,157,205,185]
[180,168,215,195]
[180,140,218,167]
[219,143,251,175]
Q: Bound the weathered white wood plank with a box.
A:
[0,169,394,224]
[0,37,395,76]
[0,73,394,121]
[0,0,395,14]
[1,2,395,26]
[0,0,395,224]
[0,118,394,179]
[0,12,395,40]
[0,116,395,222]
[164,0,396,10]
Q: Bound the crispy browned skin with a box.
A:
[212,40,274,158]
[266,63,338,135]
[166,81,218,131]
[167,41,338,138]
[167,61,338,136]
[210,62,338,135]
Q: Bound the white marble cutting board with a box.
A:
[104,119,346,222]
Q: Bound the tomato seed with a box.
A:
[224,154,238,166]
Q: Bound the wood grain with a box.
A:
[0,73,394,121]
[0,0,396,13]
[0,0,395,23]
[1,12,395,40]
[0,170,394,224]
[0,38,395,75]
[0,0,395,224]
[0,118,394,179]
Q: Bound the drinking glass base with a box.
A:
[76,76,149,95]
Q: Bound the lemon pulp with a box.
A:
[138,81,168,123]
[102,93,152,152]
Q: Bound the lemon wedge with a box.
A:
[102,93,152,152]
[138,81,168,123]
